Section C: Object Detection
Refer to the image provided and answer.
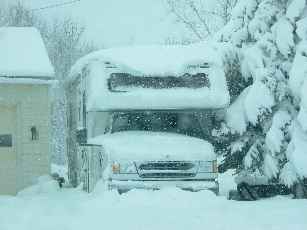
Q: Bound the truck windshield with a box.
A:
[111,111,206,139]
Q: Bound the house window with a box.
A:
[0,134,12,147]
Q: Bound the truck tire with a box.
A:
[237,183,258,201]
[293,182,306,199]
[227,189,240,200]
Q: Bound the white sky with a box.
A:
[2,0,189,48]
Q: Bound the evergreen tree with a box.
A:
[216,0,307,189]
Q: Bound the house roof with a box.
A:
[0,27,54,78]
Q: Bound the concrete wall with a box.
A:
[0,83,51,194]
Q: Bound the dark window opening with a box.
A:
[108,73,210,92]
[111,111,206,139]
[0,134,12,147]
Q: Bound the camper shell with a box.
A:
[67,42,233,193]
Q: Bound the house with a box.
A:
[0,27,55,195]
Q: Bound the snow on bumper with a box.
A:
[108,179,219,194]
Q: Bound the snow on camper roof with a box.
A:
[0,27,54,78]
[70,42,232,111]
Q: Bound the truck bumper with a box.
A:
[108,179,219,195]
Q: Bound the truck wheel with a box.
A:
[117,189,130,195]
[227,189,240,200]
[237,183,257,201]
[293,183,306,199]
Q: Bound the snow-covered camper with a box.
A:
[67,43,232,193]
[0,27,55,195]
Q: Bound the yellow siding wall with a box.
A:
[0,84,51,192]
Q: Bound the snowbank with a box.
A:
[1,175,307,230]
[218,169,236,196]
[0,27,54,78]
[17,176,60,197]
[88,131,216,161]
[69,42,234,111]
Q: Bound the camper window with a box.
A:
[108,73,210,92]
[111,111,205,139]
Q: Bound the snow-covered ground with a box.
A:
[0,170,306,230]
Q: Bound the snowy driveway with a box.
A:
[0,180,306,230]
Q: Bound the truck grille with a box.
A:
[139,161,195,171]
[137,161,197,179]
[139,173,196,178]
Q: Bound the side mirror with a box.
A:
[76,128,87,144]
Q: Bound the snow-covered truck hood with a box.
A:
[88,131,216,161]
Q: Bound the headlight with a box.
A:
[112,162,120,174]
[111,161,137,174]
[199,161,217,173]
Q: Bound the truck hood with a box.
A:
[88,131,216,161]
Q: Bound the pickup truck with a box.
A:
[88,111,219,194]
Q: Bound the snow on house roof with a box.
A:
[0,27,54,78]
[69,42,234,111]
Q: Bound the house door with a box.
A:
[0,105,17,195]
